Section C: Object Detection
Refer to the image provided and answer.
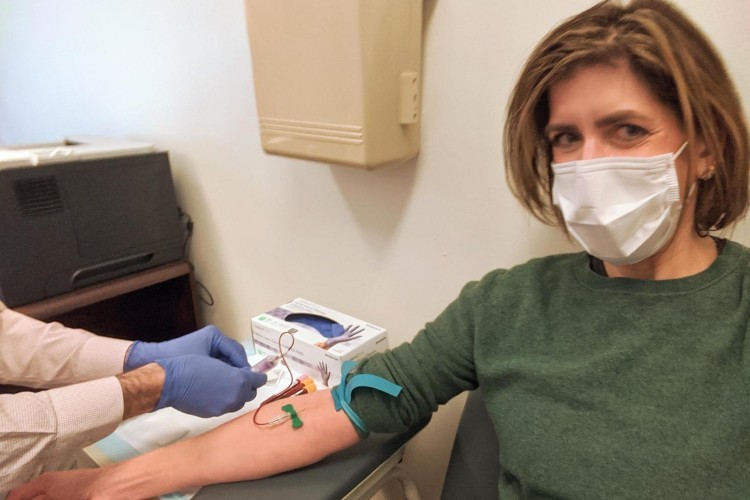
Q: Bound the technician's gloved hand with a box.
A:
[154,355,267,417]
[125,325,249,371]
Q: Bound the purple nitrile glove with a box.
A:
[125,325,249,371]
[154,355,267,417]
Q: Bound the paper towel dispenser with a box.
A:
[244,0,422,169]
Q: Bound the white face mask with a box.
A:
[551,142,688,265]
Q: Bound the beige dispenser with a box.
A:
[244,0,422,169]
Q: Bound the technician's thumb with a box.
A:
[244,368,268,392]
[231,369,266,405]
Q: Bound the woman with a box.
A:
[11,0,749,498]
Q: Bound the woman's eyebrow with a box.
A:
[545,110,655,136]
[544,123,577,136]
[594,110,653,128]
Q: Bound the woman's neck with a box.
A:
[603,230,718,280]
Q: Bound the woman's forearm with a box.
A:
[96,389,360,498]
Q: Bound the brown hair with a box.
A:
[504,0,750,234]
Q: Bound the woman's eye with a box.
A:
[614,124,649,141]
[549,132,579,148]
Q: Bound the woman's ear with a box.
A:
[698,162,715,180]
[693,139,715,180]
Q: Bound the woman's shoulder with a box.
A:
[467,251,586,292]
[725,239,750,255]
[506,251,585,279]
[722,239,750,272]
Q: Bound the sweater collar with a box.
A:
[573,240,749,294]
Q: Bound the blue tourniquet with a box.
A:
[331,360,402,432]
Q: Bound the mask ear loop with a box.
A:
[665,140,705,245]
[674,141,689,159]
[673,141,698,202]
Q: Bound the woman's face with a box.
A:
[546,63,686,165]
[545,62,717,275]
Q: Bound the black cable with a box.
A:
[177,206,215,307]
[177,207,193,259]
[195,280,215,307]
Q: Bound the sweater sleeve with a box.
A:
[0,377,124,493]
[0,306,132,389]
[348,272,504,433]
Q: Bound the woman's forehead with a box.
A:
[547,63,669,125]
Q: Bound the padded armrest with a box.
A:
[441,389,500,500]
[195,417,431,499]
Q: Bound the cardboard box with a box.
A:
[251,298,389,387]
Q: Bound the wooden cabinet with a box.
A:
[1,261,200,394]
[16,261,200,342]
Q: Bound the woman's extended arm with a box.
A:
[8,389,360,499]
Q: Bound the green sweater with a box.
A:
[350,240,750,499]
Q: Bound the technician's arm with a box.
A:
[0,362,168,492]
[0,306,132,388]
[9,389,360,499]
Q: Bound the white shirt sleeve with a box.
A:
[0,304,133,388]
[0,302,129,493]
[0,377,124,493]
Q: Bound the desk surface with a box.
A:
[13,260,198,343]
[194,419,429,500]
[16,261,194,321]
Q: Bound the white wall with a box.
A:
[1,1,748,498]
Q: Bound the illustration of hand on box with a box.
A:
[314,324,364,350]
[317,361,331,387]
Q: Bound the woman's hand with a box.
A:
[8,467,112,500]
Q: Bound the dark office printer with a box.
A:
[0,136,184,307]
